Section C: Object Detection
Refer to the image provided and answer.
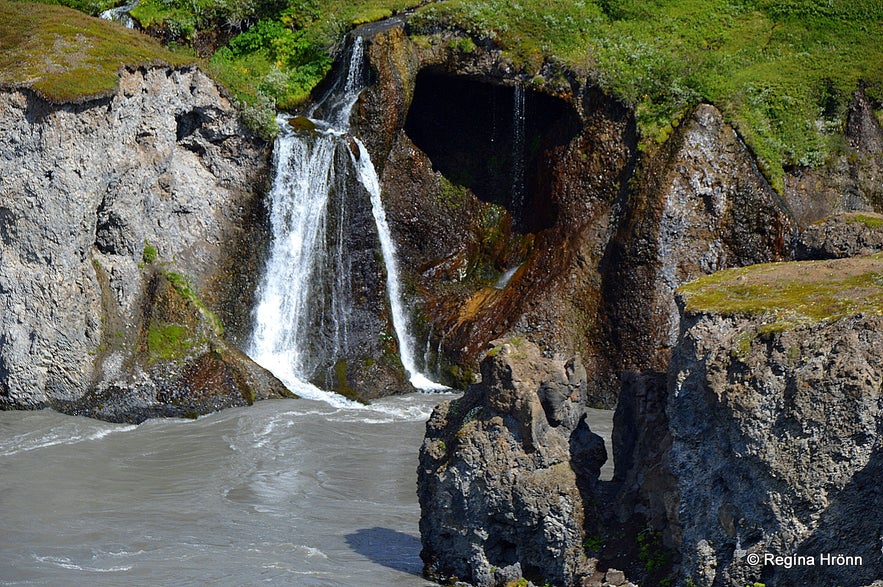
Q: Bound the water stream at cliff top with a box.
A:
[99,0,138,28]
[249,36,443,402]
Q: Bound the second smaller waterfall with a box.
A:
[100,0,138,28]
[511,81,526,213]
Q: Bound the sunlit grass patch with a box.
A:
[678,253,883,328]
[0,0,192,102]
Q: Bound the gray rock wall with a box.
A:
[669,309,883,587]
[0,66,284,418]
[418,339,606,587]
[601,104,793,385]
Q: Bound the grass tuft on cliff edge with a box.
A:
[0,0,192,102]
[678,253,883,330]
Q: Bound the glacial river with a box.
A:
[0,396,613,586]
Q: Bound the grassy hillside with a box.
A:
[5,0,882,189]
[0,0,192,102]
[411,0,883,192]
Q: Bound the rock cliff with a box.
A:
[0,66,292,421]
[668,256,883,586]
[600,104,792,392]
[353,22,636,396]
[418,339,606,587]
[351,22,807,404]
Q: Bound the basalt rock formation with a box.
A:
[599,104,793,393]
[418,338,607,587]
[0,66,292,421]
[667,257,883,586]
[782,88,883,226]
[795,212,883,260]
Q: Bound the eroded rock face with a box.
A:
[669,309,883,587]
[0,66,289,420]
[357,23,635,395]
[601,104,792,397]
[782,89,883,226]
[795,212,883,260]
[418,339,605,587]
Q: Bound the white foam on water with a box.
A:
[0,424,137,457]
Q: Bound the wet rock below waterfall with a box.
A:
[66,269,292,423]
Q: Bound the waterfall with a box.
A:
[249,36,444,401]
[99,0,138,28]
[349,140,446,390]
[511,81,526,213]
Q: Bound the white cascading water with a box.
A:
[249,36,445,404]
[99,0,139,28]
[511,80,526,212]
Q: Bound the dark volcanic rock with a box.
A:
[669,284,883,586]
[71,269,291,423]
[600,104,792,400]
[418,338,604,587]
[795,212,883,260]
[358,22,635,395]
[782,88,883,226]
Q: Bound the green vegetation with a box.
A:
[142,243,158,264]
[332,358,364,403]
[146,322,193,362]
[846,213,883,229]
[679,253,883,329]
[0,0,191,101]
[582,533,607,554]
[636,528,674,586]
[410,0,883,193]
[121,0,423,113]
[8,0,881,187]
[164,271,224,336]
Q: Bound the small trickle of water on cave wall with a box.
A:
[249,36,444,401]
[511,81,526,214]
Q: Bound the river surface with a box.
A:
[0,396,613,586]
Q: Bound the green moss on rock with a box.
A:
[0,0,192,102]
[678,253,883,329]
[845,213,883,230]
[146,322,195,362]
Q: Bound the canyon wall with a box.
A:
[0,66,291,421]
[668,258,883,587]
[350,23,810,405]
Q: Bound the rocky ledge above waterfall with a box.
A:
[0,66,293,421]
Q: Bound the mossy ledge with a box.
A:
[677,252,883,329]
[0,0,192,103]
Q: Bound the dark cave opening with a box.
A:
[404,69,581,233]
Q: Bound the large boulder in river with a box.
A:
[418,338,605,587]
[668,255,883,587]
